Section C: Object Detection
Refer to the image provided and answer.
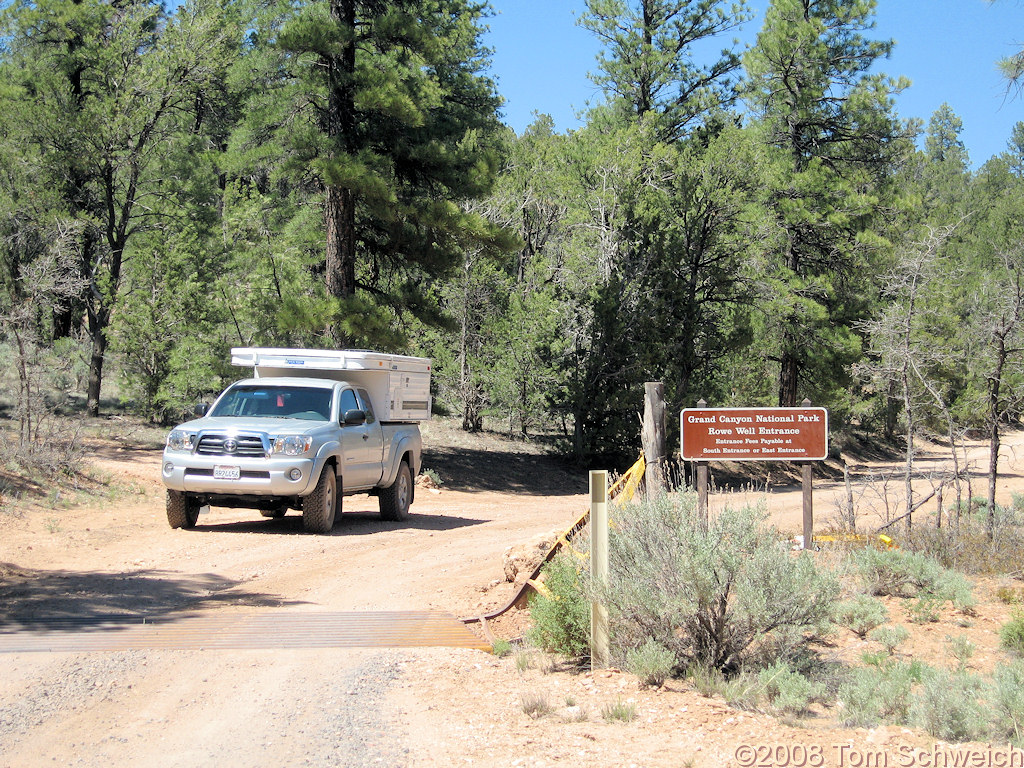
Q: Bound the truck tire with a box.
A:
[303,465,338,533]
[167,490,200,529]
[379,460,412,522]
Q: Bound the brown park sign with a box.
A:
[681,407,829,461]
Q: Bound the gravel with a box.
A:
[297,651,408,768]
[0,651,145,746]
[0,649,409,768]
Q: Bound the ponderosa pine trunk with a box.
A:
[324,0,359,340]
[778,349,799,407]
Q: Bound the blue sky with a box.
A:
[484,0,1024,168]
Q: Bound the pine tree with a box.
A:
[744,0,909,407]
[925,103,969,168]
[233,0,508,345]
[580,0,749,140]
[560,0,753,459]
[1004,122,1024,178]
[0,0,239,415]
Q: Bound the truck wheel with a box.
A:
[379,461,412,522]
[167,490,200,529]
[303,466,338,533]
[260,505,287,519]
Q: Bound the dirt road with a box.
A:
[0,434,592,768]
[2,427,1022,766]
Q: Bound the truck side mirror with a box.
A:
[342,409,367,426]
[194,402,209,417]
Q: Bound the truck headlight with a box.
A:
[273,436,313,456]
[167,430,195,451]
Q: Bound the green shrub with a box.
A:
[491,638,512,657]
[419,468,443,486]
[602,494,838,673]
[911,668,990,743]
[909,592,944,624]
[527,553,591,659]
[838,668,885,727]
[1000,610,1024,655]
[687,664,728,699]
[869,624,909,656]
[624,638,676,688]
[946,634,976,670]
[838,660,923,727]
[852,547,974,612]
[855,547,945,596]
[757,660,824,715]
[1012,492,1024,516]
[720,671,769,710]
[991,662,1024,747]
[939,573,977,614]
[601,699,637,723]
[835,594,888,637]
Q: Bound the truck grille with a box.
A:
[196,434,267,458]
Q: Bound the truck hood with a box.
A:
[172,417,330,435]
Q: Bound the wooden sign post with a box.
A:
[695,398,709,527]
[682,401,828,548]
[800,398,814,549]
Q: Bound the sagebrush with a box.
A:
[624,638,675,688]
[1001,610,1024,655]
[602,494,838,673]
[834,594,888,638]
[852,546,974,612]
[910,668,990,742]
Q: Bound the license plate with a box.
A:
[214,465,240,480]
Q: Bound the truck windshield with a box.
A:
[210,386,332,421]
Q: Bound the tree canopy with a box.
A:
[2,0,1023,487]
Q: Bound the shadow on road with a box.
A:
[0,563,303,630]
[190,509,487,536]
[422,445,587,495]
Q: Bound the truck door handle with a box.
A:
[362,434,369,440]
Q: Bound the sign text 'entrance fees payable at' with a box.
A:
[681,407,828,461]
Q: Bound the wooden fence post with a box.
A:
[642,382,667,497]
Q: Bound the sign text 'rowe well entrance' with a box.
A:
[681,407,829,462]
[682,404,829,547]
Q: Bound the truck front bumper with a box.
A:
[161,452,324,497]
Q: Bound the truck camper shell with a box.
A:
[230,347,431,423]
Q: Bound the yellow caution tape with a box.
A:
[609,453,646,506]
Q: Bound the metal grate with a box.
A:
[0,611,491,653]
[196,433,267,458]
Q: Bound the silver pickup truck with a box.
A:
[161,375,422,533]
